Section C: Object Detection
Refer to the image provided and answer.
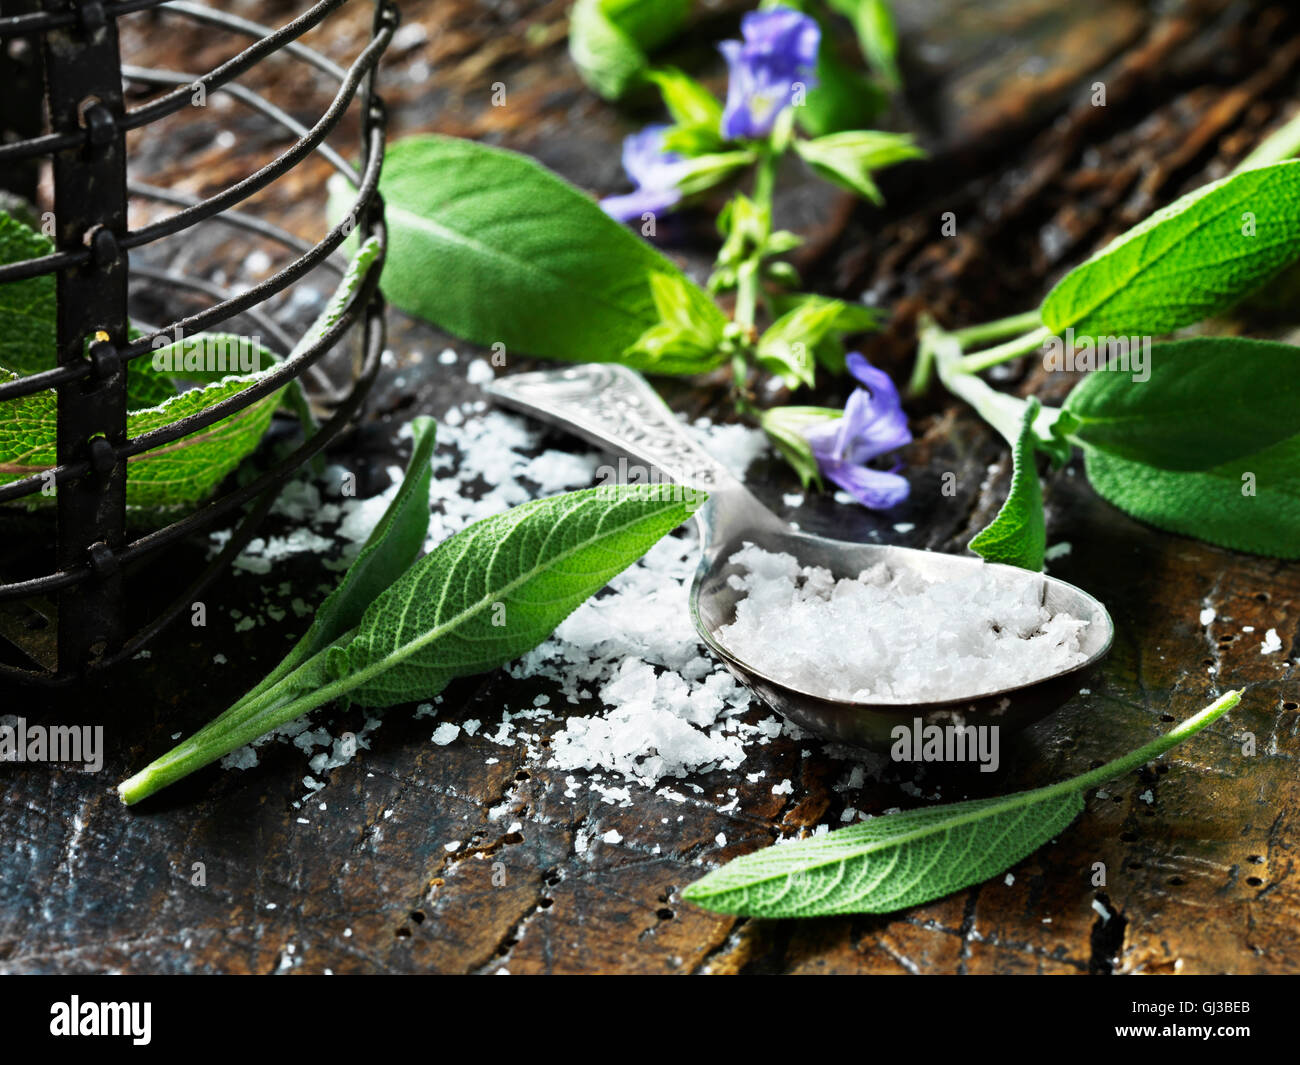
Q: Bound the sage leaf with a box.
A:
[1059,337,1300,472]
[569,0,690,100]
[756,295,847,388]
[1040,160,1300,339]
[329,484,700,707]
[0,209,56,377]
[375,135,726,374]
[683,690,1240,918]
[760,406,837,490]
[841,0,902,88]
[1083,437,1300,559]
[0,343,277,509]
[968,397,1045,571]
[648,67,724,155]
[794,130,922,204]
[226,416,436,715]
[626,271,728,373]
[0,238,380,510]
[118,484,700,804]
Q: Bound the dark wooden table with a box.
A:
[1,0,1297,974]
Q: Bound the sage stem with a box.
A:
[956,325,1052,374]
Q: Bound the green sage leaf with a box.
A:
[1083,437,1300,559]
[625,271,726,373]
[648,67,724,155]
[569,0,690,100]
[332,484,701,707]
[760,406,836,490]
[1060,336,1300,472]
[793,130,923,204]
[0,238,381,510]
[968,398,1045,571]
[1040,160,1300,339]
[756,295,847,388]
[0,209,56,377]
[227,416,437,714]
[118,483,701,804]
[846,0,902,88]
[375,135,725,374]
[683,690,1240,917]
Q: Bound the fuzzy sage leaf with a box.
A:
[683,690,1240,918]
[118,483,701,804]
[569,0,690,101]
[1059,337,1300,472]
[224,416,436,716]
[968,397,1045,571]
[372,135,726,374]
[1083,439,1300,559]
[1040,160,1300,339]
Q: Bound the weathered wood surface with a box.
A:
[1,0,1298,974]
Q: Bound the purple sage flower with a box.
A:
[599,125,685,224]
[803,353,911,509]
[718,8,820,141]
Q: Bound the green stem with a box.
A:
[1233,108,1300,173]
[929,323,1036,446]
[906,339,936,398]
[118,644,349,805]
[1041,690,1240,799]
[951,310,1043,348]
[956,325,1052,374]
[732,145,779,335]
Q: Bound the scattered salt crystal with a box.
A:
[444,841,461,852]
[893,523,915,533]
[783,493,804,507]
[1045,541,1072,561]
[1091,898,1111,923]
[1139,789,1153,804]
[431,723,460,746]
[601,829,622,844]
[466,358,494,385]
[463,718,481,736]
[1004,873,1015,886]
[221,746,259,770]
[438,348,457,365]
[1199,606,1216,626]
[1242,625,1255,633]
[1261,628,1282,655]
[772,779,793,795]
[715,832,727,847]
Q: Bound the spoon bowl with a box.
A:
[487,365,1114,748]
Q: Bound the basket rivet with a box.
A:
[82,103,116,147]
[88,436,117,475]
[87,225,121,268]
[88,338,120,381]
[77,1,107,34]
[87,541,119,578]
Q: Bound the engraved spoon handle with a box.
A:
[483,364,746,495]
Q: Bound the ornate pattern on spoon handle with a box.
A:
[483,364,738,492]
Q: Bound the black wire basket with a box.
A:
[0,0,395,685]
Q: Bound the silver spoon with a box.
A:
[486,364,1113,748]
